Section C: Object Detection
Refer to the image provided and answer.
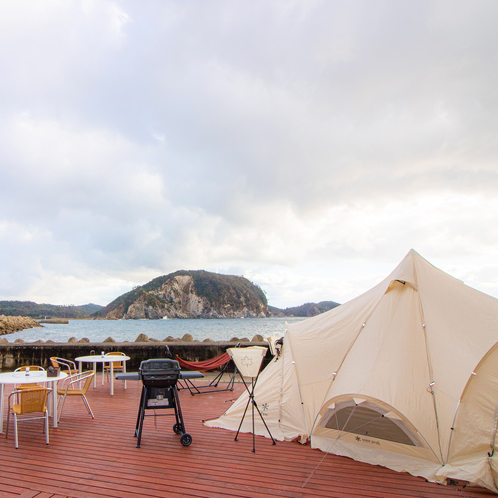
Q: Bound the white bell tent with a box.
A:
[205,250,498,492]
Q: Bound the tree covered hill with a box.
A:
[269,301,340,317]
[0,301,103,319]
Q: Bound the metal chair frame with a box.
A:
[104,352,126,380]
[14,365,46,390]
[57,371,95,423]
[178,361,237,395]
[6,386,51,448]
[50,357,78,376]
[15,365,45,372]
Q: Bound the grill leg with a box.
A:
[135,386,146,437]
[136,386,148,447]
[172,386,185,434]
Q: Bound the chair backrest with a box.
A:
[62,371,95,393]
[105,352,125,368]
[16,387,48,414]
[15,365,45,372]
[50,357,61,369]
[50,357,76,372]
[80,372,95,394]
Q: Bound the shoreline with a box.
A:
[0,341,270,372]
[2,316,296,344]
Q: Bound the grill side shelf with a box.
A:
[116,371,204,381]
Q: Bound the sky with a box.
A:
[1,0,497,309]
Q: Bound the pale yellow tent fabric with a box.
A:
[205,250,498,492]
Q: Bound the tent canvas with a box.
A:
[205,250,498,492]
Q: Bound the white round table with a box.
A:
[75,355,130,395]
[0,370,68,433]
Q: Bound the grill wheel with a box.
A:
[180,433,193,446]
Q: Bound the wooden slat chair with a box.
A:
[50,357,78,376]
[6,386,50,448]
[57,371,95,423]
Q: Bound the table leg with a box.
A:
[102,361,105,386]
[123,360,127,390]
[93,362,97,388]
[0,384,4,433]
[51,381,59,428]
[110,362,114,395]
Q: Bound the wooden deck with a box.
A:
[0,374,495,498]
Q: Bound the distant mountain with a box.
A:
[94,270,269,319]
[0,301,103,319]
[78,303,104,314]
[269,301,340,317]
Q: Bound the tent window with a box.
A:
[325,405,417,446]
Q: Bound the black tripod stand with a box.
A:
[234,370,276,452]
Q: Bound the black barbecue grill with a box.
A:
[135,358,192,447]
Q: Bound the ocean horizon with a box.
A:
[3,316,306,344]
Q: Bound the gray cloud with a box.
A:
[1,0,497,307]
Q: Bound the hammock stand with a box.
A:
[176,352,237,395]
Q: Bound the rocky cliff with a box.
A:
[95,270,269,320]
[0,315,42,335]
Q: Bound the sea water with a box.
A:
[3,316,306,343]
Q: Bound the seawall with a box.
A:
[0,342,271,372]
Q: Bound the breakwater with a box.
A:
[0,315,41,335]
[0,341,270,372]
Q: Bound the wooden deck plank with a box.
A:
[17,492,39,498]
[0,375,494,497]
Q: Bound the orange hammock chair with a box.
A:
[175,352,231,372]
[175,352,236,395]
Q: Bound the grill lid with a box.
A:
[139,358,181,387]
[139,358,181,374]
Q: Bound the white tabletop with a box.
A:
[75,355,130,363]
[0,371,67,384]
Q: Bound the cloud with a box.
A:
[1,0,497,308]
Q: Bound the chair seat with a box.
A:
[57,388,86,396]
[12,404,47,415]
